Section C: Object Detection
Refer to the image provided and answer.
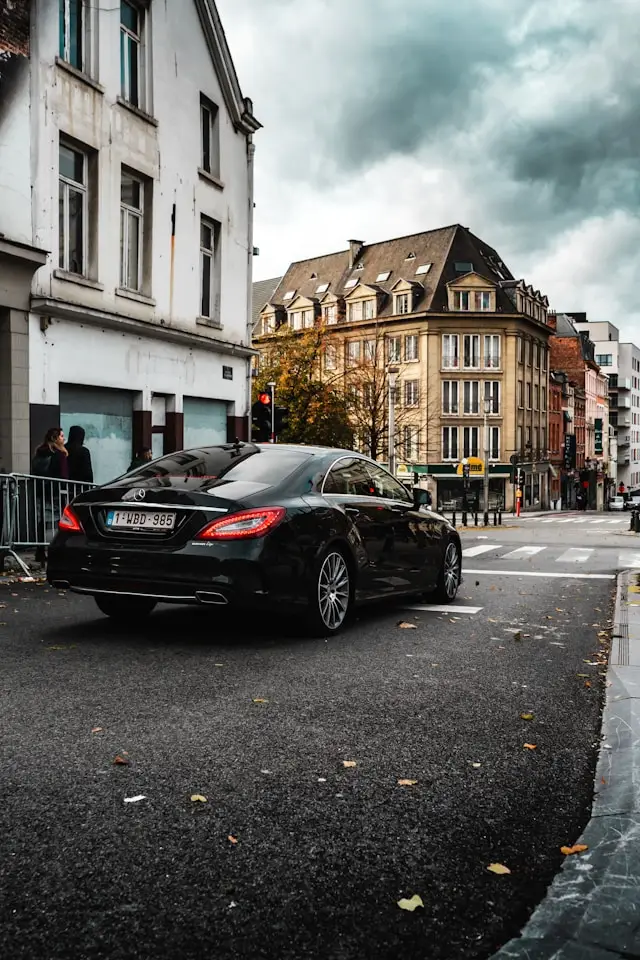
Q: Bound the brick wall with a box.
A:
[0,0,30,57]
[550,336,587,388]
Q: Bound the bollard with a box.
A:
[462,511,468,526]
[498,510,503,525]
[452,511,456,527]
[493,511,497,526]
[636,511,640,534]
[474,512,479,526]
[631,510,637,532]
[483,511,489,526]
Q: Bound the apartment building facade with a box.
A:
[255,225,553,510]
[0,0,259,482]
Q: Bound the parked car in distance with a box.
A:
[624,495,640,511]
[610,496,626,511]
[46,442,463,635]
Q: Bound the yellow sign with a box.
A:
[456,457,485,477]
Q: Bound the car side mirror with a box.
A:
[412,488,430,509]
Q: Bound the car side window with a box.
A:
[323,458,377,497]
[365,463,412,504]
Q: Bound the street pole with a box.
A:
[387,367,399,476]
[268,381,276,443]
[483,400,490,523]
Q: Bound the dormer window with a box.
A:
[290,308,313,330]
[376,271,391,282]
[347,299,375,322]
[323,303,337,325]
[262,315,276,335]
[345,278,359,289]
[316,282,329,294]
[454,261,473,274]
[283,290,295,301]
[354,262,364,270]
[454,291,470,311]
[405,252,416,260]
[475,291,491,311]
[394,293,410,315]
[415,263,431,276]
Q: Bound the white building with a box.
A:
[575,320,640,491]
[0,0,259,482]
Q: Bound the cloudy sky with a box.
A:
[218,0,640,338]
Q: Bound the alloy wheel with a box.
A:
[317,552,350,631]
[443,543,460,599]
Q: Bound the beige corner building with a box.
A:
[255,224,553,511]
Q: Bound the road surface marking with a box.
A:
[619,552,640,568]
[500,546,546,559]
[556,548,593,563]
[464,569,615,580]
[590,519,608,524]
[462,544,502,558]
[403,604,483,614]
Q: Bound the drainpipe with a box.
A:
[169,201,176,319]
[245,135,256,442]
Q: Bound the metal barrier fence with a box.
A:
[1,473,97,574]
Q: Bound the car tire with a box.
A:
[305,547,352,636]
[429,540,461,604]
[94,594,157,620]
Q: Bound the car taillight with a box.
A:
[196,507,286,541]
[59,505,83,533]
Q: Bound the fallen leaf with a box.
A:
[576,673,590,678]
[475,581,480,586]
[190,794,207,803]
[91,727,103,734]
[560,844,588,856]
[545,616,554,620]
[487,863,511,875]
[555,608,564,612]
[513,631,522,641]
[124,795,146,803]
[113,755,130,765]
[584,680,592,689]
[397,894,424,912]
[601,777,607,785]
[523,743,537,750]
[227,835,238,844]
[471,762,482,769]
[397,779,418,786]
[488,618,498,623]
[398,621,417,629]
[215,663,224,667]
[342,760,357,768]
[520,713,534,721]
[252,698,269,703]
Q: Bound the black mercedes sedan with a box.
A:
[47,442,462,634]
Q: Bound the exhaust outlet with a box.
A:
[195,591,228,605]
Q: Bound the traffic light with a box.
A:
[513,467,524,487]
[274,405,289,437]
[252,392,272,442]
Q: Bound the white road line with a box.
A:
[556,548,593,563]
[556,518,578,524]
[464,569,615,580]
[403,604,483,614]
[461,544,502,558]
[619,552,640,568]
[541,519,556,523]
[500,546,546,559]
[590,519,608,525]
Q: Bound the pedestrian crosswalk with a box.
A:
[461,543,640,567]
[504,515,627,526]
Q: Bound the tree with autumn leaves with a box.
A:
[253,326,354,448]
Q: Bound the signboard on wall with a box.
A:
[456,457,484,477]
[594,418,603,455]
[564,434,576,470]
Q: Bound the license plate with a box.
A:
[106,509,176,531]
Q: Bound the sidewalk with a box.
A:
[492,569,640,959]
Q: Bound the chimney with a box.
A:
[547,310,557,331]
[348,239,364,269]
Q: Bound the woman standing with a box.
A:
[31,428,68,564]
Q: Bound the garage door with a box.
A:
[183,397,228,449]
[59,384,133,485]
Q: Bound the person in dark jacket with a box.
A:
[66,425,94,484]
[31,427,69,564]
[128,447,153,472]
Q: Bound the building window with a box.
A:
[302,309,313,328]
[347,299,375,322]
[518,338,524,364]
[596,354,613,366]
[463,334,480,369]
[403,426,418,461]
[489,426,500,460]
[325,344,337,371]
[463,426,479,459]
[442,334,459,369]
[59,142,87,276]
[542,348,547,372]
[454,290,470,311]
[526,382,532,408]
[199,217,220,320]
[517,425,523,453]
[364,339,376,362]
[404,380,419,406]
[346,341,361,366]
[484,334,501,369]
[533,427,539,453]
[120,169,144,290]
[484,381,500,414]
[59,0,86,72]
[517,380,523,407]
[442,427,458,461]
[387,337,401,363]
[541,427,547,454]
[474,291,491,311]
[395,293,410,315]
[534,384,539,410]
[463,381,479,414]
[120,1,142,107]
[534,343,540,367]
[405,334,418,361]
[200,95,220,179]
[442,381,459,415]
[323,304,337,324]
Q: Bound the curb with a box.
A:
[491,569,640,960]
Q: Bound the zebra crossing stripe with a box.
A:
[501,546,546,559]
[556,548,593,562]
[461,544,502,558]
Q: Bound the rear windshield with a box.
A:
[122,447,312,487]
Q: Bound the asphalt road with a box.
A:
[0,518,618,960]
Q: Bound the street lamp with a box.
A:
[387,366,399,476]
[267,381,276,443]
[483,397,492,522]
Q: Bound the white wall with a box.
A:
[0,58,33,244]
